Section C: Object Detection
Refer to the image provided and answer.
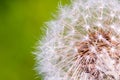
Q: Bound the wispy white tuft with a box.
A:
[35,0,120,80]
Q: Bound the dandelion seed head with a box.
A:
[35,0,120,80]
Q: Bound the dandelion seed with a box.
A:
[98,34,103,40]
[95,22,103,28]
[84,24,90,31]
[110,12,115,18]
[110,47,116,53]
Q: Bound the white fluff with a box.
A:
[35,0,120,80]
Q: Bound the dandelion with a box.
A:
[35,0,120,80]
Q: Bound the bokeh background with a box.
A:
[0,0,70,80]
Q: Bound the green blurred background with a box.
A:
[0,0,69,80]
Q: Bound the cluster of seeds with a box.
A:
[36,0,120,80]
